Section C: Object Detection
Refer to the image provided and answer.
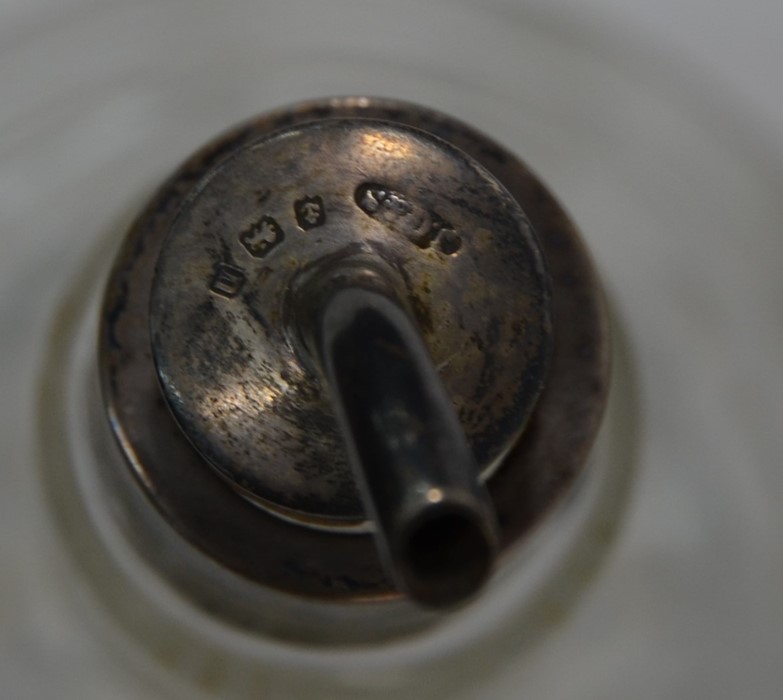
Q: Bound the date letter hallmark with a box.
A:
[295,195,326,230]
[239,216,285,258]
[355,183,461,254]
[210,262,247,298]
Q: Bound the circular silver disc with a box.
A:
[149,119,551,525]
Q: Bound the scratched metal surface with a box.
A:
[146,116,552,522]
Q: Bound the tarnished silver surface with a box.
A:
[99,97,610,602]
[296,262,499,605]
[149,119,551,525]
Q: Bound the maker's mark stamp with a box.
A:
[210,262,246,298]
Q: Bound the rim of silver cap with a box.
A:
[99,96,610,601]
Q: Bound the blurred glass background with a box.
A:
[1,1,781,698]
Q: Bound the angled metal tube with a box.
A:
[295,260,499,607]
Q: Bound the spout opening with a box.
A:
[400,507,496,608]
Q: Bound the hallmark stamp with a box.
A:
[294,195,326,230]
[239,216,285,258]
[356,184,412,218]
[210,262,246,298]
[355,183,456,251]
